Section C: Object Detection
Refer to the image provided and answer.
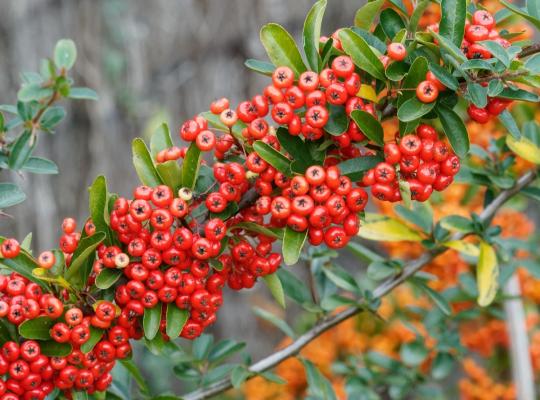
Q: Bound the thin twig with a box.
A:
[182,169,538,400]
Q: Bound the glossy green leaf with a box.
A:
[260,23,307,77]
[89,175,109,241]
[430,31,467,63]
[19,316,54,340]
[231,222,283,239]
[132,138,163,187]
[350,110,384,146]
[64,231,106,283]
[144,303,162,340]
[157,160,182,192]
[282,227,307,266]
[0,183,26,209]
[428,64,458,91]
[303,0,326,71]
[354,0,384,30]
[338,155,383,181]
[436,104,469,158]
[68,87,99,101]
[208,340,246,364]
[181,142,202,190]
[81,327,103,353]
[525,54,540,73]
[39,341,72,357]
[276,268,315,309]
[95,268,122,289]
[150,123,174,158]
[339,29,385,81]
[54,39,77,70]
[263,273,286,308]
[397,97,436,122]
[399,57,428,106]
[385,61,408,81]
[166,304,189,339]
[276,127,318,173]
[498,87,540,102]
[439,0,466,48]
[380,8,405,40]
[253,140,292,177]
[468,83,488,108]
[253,306,295,338]
[40,106,66,130]
[325,104,349,135]
[244,59,274,76]
[9,130,35,170]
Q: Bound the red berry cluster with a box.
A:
[363,124,460,202]
[250,165,368,249]
[0,273,124,399]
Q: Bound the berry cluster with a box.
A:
[251,165,368,249]
[0,272,124,399]
[364,124,460,202]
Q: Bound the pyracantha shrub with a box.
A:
[2,0,540,398]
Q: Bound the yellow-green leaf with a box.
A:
[506,134,540,164]
[358,213,423,242]
[356,84,378,103]
[476,241,499,307]
[442,240,480,257]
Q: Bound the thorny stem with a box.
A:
[182,169,538,400]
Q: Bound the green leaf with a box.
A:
[208,340,246,364]
[253,140,292,177]
[9,130,36,170]
[354,0,384,29]
[193,334,214,360]
[498,87,540,102]
[181,142,202,190]
[428,64,458,91]
[430,31,467,63]
[18,316,54,340]
[432,352,455,379]
[525,54,540,73]
[157,161,183,192]
[17,84,53,102]
[338,155,383,181]
[395,202,433,233]
[468,83,488,108]
[276,269,315,309]
[409,0,430,33]
[38,341,72,357]
[263,273,286,308]
[165,304,188,339]
[22,157,58,174]
[253,306,295,338]
[80,327,103,353]
[325,104,349,135]
[385,61,409,81]
[302,359,337,400]
[400,340,428,366]
[231,365,251,389]
[54,39,77,70]
[132,138,163,187]
[303,0,327,71]
[506,133,540,164]
[399,57,429,106]
[436,104,469,158]
[499,110,521,139]
[68,87,99,101]
[439,0,466,48]
[276,127,318,173]
[488,79,504,97]
[411,278,451,316]
[260,23,307,77]
[367,261,397,280]
[350,110,384,146]
[398,97,436,122]
[244,59,275,76]
[501,0,540,31]
[439,215,473,233]
[282,227,307,266]
[231,222,283,240]
[21,233,32,252]
[120,359,151,396]
[0,183,26,209]
[150,123,174,158]
[339,28,385,81]
[64,231,106,284]
[143,303,162,340]
[323,265,360,293]
[478,40,511,67]
[380,8,405,40]
[95,268,122,289]
[89,175,109,241]
[40,106,66,130]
